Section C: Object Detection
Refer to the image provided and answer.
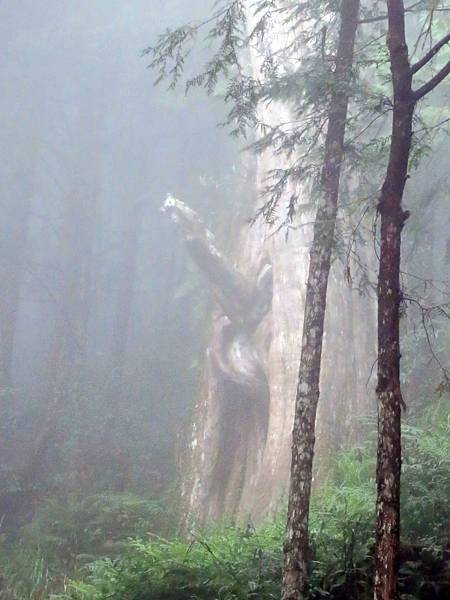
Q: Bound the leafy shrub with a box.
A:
[308,445,376,596]
[24,492,162,565]
[401,399,450,543]
[62,525,284,600]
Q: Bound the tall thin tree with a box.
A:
[282,1,361,598]
[375,3,450,598]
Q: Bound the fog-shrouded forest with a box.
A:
[0,1,449,599]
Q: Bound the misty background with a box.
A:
[0,0,245,500]
[1,0,448,523]
[0,1,449,598]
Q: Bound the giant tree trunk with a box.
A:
[172,2,377,527]
[168,202,376,526]
[282,1,360,597]
[172,180,375,527]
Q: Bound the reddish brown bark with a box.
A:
[374,7,412,597]
[282,1,361,598]
[375,2,450,598]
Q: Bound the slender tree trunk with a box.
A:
[374,5,450,596]
[374,2,413,598]
[282,1,360,598]
[110,201,143,376]
[0,197,31,389]
[103,201,143,448]
[0,191,97,527]
[23,191,96,491]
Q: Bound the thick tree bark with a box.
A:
[282,2,361,598]
[163,194,272,519]
[180,3,377,526]
[162,195,255,323]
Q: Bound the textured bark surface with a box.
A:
[175,183,376,527]
[374,4,450,596]
[375,2,413,598]
[282,1,361,597]
[175,3,377,526]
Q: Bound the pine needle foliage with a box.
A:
[144,0,449,251]
[144,0,366,222]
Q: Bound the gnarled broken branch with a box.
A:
[162,194,271,328]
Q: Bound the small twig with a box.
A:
[403,294,450,384]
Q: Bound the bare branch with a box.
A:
[358,2,450,24]
[411,33,450,73]
[404,294,450,386]
[413,58,450,99]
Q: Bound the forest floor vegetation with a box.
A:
[1,397,449,599]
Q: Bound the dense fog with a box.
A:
[1,1,449,599]
[1,0,242,497]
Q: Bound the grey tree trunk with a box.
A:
[164,197,376,528]
[0,194,31,390]
[25,189,97,490]
[110,201,144,376]
[165,1,377,527]
[282,2,360,597]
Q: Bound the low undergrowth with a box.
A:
[1,398,449,599]
[0,492,163,599]
[58,398,449,600]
